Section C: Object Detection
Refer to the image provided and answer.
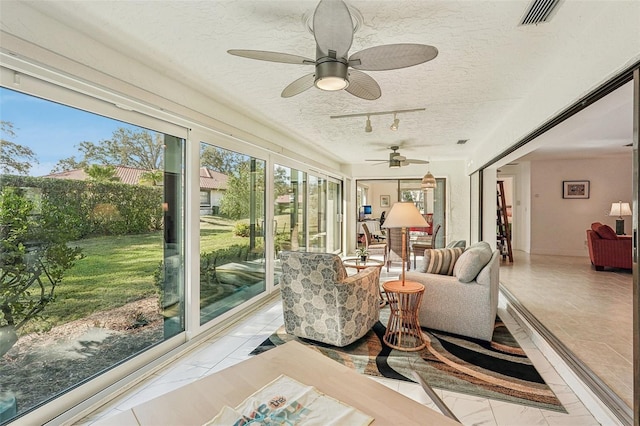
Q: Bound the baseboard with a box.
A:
[529,248,589,257]
[500,285,632,426]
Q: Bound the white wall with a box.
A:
[370,181,398,219]
[529,156,632,257]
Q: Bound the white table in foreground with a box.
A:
[96,340,458,425]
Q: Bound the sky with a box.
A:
[0,87,140,177]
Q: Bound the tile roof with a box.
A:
[43,166,227,190]
[199,167,228,190]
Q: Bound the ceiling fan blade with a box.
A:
[366,161,388,166]
[405,159,429,164]
[281,73,315,98]
[228,50,315,65]
[349,44,438,71]
[313,0,353,58]
[345,70,381,100]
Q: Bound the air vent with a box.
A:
[519,0,560,26]
[457,139,469,145]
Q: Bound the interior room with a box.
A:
[0,1,638,425]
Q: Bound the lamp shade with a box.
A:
[382,202,428,228]
[609,201,632,217]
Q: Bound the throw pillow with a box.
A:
[594,224,617,240]
[591,222,603,232]
[420,247,464,275]
[445,240,466,249]
[454,244,492,283]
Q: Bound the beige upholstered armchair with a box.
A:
[278,251,381,347]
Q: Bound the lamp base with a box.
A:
[615,218,625,235]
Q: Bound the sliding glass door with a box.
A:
[199,143,266,325]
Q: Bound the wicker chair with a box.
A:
[361,223,387,260]
[384,227,411,272]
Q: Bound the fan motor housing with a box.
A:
[314,57,349,91]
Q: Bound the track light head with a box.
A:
[390,113,399,131]
[365,116,372,133]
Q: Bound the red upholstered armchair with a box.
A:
[586,222,632,271]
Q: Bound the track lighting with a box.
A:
[330,108,425,133]
[365,116,372,133]
[390,113,399,131]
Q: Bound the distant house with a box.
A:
[199,167,228,215]
[43,166,228,216]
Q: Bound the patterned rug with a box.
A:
[251,310,566,413]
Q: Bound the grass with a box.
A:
[30,215,246,331]
[199,216,251,253]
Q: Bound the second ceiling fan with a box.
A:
[366,146,429,168]
[227,0,438,100]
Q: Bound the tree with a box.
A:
[0,187,83,356]
[85,164,120,182]
[219,160,265,220]
[220,163,252,219]
[273,166,290,199]
[53,128,164,173]
[0,121,38,175]
[50,156,87,174]
[139,169,163,186]
[200,145,244,175]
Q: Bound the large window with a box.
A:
[0,88,184,422]
[199,143,266,324]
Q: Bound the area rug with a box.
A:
[251,310,566,413]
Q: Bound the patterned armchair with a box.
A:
[278,251,381,347]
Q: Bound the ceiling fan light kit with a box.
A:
[314,59,349,91]
[227,0,438,100]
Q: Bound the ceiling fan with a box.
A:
[227,0,438,100]
[366,146,429,168]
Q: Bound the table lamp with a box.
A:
[382,202,428,285]
[609,201,632,235]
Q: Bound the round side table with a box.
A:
[382,280,426,351]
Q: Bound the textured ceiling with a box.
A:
[18,0,637,167]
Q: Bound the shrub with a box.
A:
[0,186,83,356]
[0,175,163,238]
[233,222,250,237]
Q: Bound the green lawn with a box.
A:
[34,215,247,330]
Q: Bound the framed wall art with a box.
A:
[380,195,390,207]
[562,180,590,199]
